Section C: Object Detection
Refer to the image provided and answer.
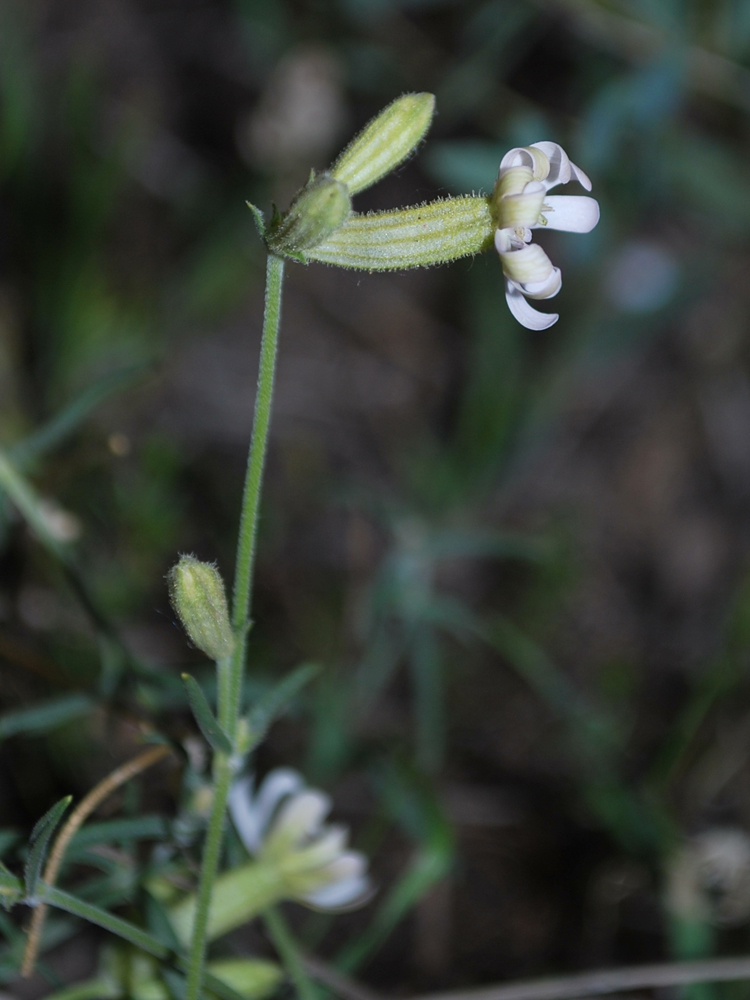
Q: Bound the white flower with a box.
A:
[229,768,372,911]
[493,141,600,330]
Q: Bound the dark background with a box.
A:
[4,0,750,996]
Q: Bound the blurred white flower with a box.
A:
[229,768,372,911]
[493,142,599,330]
[666,828,750,927]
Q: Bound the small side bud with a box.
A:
[168,555,234,661]
[331,92,435,196]
[265,173,351,258]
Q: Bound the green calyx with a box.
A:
[169,860,285,946]
[306,196,495,270]
[264,173,351,259]
[254,94,496,272]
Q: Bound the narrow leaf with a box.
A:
[181,674,233,755]
[25,795,72,896]
[0,869,21,898]
[246,663,319,744]
[0,694,94,741]
[35,975,122,1000]
[38,884,170,958]
[306,196,494,271]
[69,815,167,853]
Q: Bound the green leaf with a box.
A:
[25,795,73,896]
[0,868,21,900]
[245,663,319,745]
[68,815,168,854]
[38,884,170,958]
[181,674,233,755]
[306,196,494,271]
[145,892,182,953]
[35,975,123,1000]
[0,694,94,741]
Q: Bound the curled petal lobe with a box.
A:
[523,267,562,300]
[497,241,555,285]
[536,196,599,233]
[529,141,592,192]
[499,146,550,182]
[530,142,571,188]
[505,280,559,330]
[497,182,546,229]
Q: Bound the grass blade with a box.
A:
[0,694,94,741]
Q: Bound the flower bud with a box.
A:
[331,92,435,195]
[265,173,351,257]
[168,555,234,661]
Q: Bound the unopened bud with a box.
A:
[265,173,351,257]
[331,92,435,195]
[168,555,234,661]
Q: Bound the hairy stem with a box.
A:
[184,253,285,1000]
[184,753,232,1000]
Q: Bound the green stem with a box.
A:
[232,254,285,637]
[184,753,232,1000]
[184,253,285,1000]
[263,906,318,1000]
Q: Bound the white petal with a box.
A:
[531,142,571,189]
[536,196,599,232]
[498,242,554,285]
[505,280,559,331]
[523,267,562,300]
[495,228,513,253]
[264,790,331,857]
[570,161,592,191]
[302,874,374,910]
[315,851,367,883]
[498,181,546,228]
[231,769,305,855]
[283,825,349,874]
[229,777,261,854]
[499,146,534,173]
[499,146,550,182]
